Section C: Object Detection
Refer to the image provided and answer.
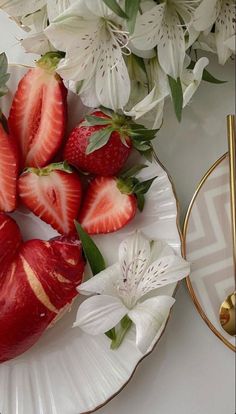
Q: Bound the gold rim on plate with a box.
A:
[183,152,236,353]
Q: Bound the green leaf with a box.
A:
[24,161,73,176]
[202,68,227,84]
[105,328,116,340]
[85,115,112,126]
[86,126,114,154]
[132,54,146,74]
[136,193,145,212]
[125,0,140,34]
[133,176,157,195]
[168,76,183,122]
[0,85,8,97]
[142,148,153,163]
[129,123,158,140]
[0,52,8,76]
[0,73,10,85]
[132,140,152,152]
[102,0,128,18]
[187,61,226,84]
[111,315,132,349]
[75,222,106,276]
[120,164,147,179]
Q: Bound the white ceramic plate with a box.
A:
[184,154,235,352]
[0,66,182,414]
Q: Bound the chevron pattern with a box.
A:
[186,156,235,348]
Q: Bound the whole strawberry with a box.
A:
[63,110,157,176]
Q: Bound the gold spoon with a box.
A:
[219,115,236,336]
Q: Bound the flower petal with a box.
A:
[21,31,53,54]
[74,294,127,335]
[85,0,113,17]
[135,241,190,298]
[157,9,185,79]
[224,34,236,52]
[47,0,72,22]
[132,4,165,50]
[119,231,151,283]
[215,0,236,64]
[78,263,120,296]
[128,296,175,353]
[95,38,131,110]
[182,57,209,107]
[193,0,220,31]
[0,0,46,16]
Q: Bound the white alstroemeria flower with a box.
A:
[194,0,236,64]
[21,7,52,55]
[181,57,209,107]
[125,58,169,129]
[0,0,45,16]
[74,231,190,354]
[131,0,200,79]
[45,0,131,110]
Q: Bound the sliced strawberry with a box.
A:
[8,56,67,169]
[79,177,137,234]
[79,167,157,234]
[18,162,82,235]
[0,213,22,279]
[0,123,19,212]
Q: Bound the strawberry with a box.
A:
[78,166,156,234]
[0,123,19,212]
[0,53,19,212]
[8,52,67,169]
[18,162,82,235]
[63,110,157,176]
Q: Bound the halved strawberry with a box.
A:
[63,110,157,176]
[18,162,82,235]
[0,122,19,212]
[8,52,67,169]
[79,167,156,234]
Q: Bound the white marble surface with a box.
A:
[0,10,235,414]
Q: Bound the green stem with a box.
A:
[110,316,132,349]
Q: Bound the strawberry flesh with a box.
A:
[18,169,82,235]
[8,67,67,168]
[79,176,137,234]
[0,123,19,212]
[64,111,132,176]
[0,226,85,363]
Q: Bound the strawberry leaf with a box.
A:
[132,140,152,152]
[0,53,9,97]
[120,164,147,179]
[75,221,106,276]
[128,123,158,140]
[136,193,145,212]
[0,52,8,75]
[84,115,112,126]
[86,126,114,154]
[133,176,157,194]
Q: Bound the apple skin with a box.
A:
[0,214,85,363]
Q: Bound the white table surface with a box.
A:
[0,10,235,414]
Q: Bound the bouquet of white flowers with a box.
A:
[0,0,235,126]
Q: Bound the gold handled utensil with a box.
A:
[219,115,236,336]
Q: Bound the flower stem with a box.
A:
[110,316,132,349]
